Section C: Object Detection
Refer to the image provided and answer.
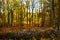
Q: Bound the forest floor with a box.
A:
[0,26,53,34]
[0,26,60,40]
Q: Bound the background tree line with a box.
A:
[0,0,60,29]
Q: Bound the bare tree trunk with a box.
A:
[52,0,56,29]
[10,8,13,26]
[7,2,10,27]
[58,0,60,30]
[41,1,45,27]
[8,10,10,27]
[26,1,28,28]
[20,1,23,29]
[32,0,34,27]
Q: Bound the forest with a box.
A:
[0,0,60,40]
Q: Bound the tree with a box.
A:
[58,0,60,30]
[19,0,24,28]
[41,0,46,27]
[26,0,30,27]
[51,0,56,29]
[38,0,43,27]
[0,0,5,27]
[31,0,35,27]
